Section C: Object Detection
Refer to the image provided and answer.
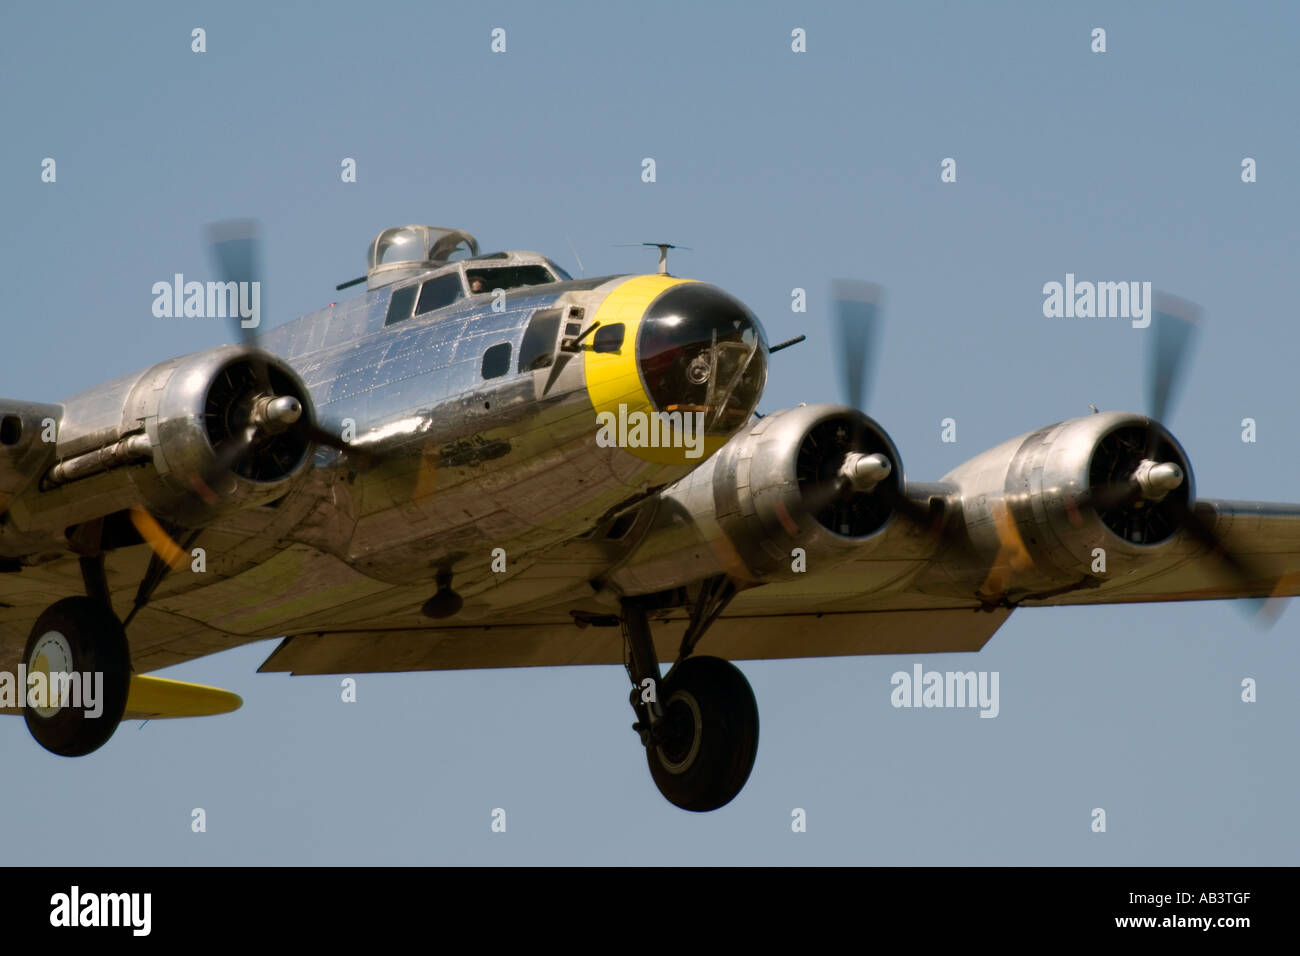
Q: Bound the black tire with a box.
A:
[22,597,130,757]
[646,655,759,812]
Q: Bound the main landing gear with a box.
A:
[22,555,131,756]
[620,586,759,812]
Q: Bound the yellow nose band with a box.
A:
[583,275,727,465]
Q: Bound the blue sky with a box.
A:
[1,0,1297,863]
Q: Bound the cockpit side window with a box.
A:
[481,342,512,379]
[384,283,419,326]
[465,266,557,295]
[518,308,563,372]
[416,272,466,316]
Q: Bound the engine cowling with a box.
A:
[609,403,905,594]
[122,346,316,522]
[41,345,317,528]
[944,409,1194,587]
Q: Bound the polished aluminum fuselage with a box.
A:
[1,272,707,639]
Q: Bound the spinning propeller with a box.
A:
[1068,298,1200,520]
[1069,297,1282,622]
[199,219,364,501]
[817,280,1283,622]
[799,281,937,534]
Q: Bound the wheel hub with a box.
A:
[655,690,703,773]
[26,629,74,717]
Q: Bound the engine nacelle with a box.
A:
[126,346,315,522]
[944,409,1194,587]
[609,403,904,594]
[45,345,316,526]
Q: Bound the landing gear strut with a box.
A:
[621,596,759,812]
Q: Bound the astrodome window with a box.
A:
[369,226,478,269]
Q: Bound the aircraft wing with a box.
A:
[6,476,1298,682]
[1016,499,1300,608]
[256,498,1300,676]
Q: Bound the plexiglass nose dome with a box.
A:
[637,283,768,434]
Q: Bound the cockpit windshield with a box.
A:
[465,265,559,295]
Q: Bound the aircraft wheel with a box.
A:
[646,656,759,811]
[22,597,130,757]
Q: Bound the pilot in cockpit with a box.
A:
[469,274,487,294]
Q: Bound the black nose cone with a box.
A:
[637,284,769,433]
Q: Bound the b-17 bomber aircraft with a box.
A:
[2,222,1298,811]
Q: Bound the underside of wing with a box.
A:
[256,499,1300,675]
